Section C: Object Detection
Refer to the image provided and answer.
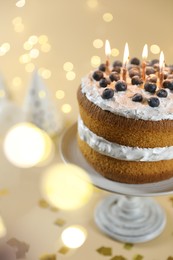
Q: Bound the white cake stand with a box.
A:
[60,123,173,243]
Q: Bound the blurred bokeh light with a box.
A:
[3,123,54,168]
[61,225,87,249]
[41,163,93,210]
[0,216,6,238]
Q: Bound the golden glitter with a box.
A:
[63,62,74,72]
[150,44,160,54]
[12,77,22,87]
[103,13,113,22]
[91,55,101,68]
[29,48,39,59]
[28,35,38,45]
[55,90,65,99]
[25,63,35,72]
[16,0,26,8]
[38,35,48,44]
[87,0,98,8]
[12,16,22,25]
[19,54,30,64]
[41,43,51,53]
[41,69,52,79]
[111,48,120,57]
[19,54,31,64]
[0,90,5,98]
[66,71,76,80]
[93,39,103,49]
[39,90,46,99]
[61,104,72,113]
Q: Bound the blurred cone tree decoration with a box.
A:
[0,75,9,104]
[23,71,63,136]
[0,76,24,136]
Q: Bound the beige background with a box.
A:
[0,1,173,259]
[0,0,173,122]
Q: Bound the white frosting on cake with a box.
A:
[78,117,173,162]
[81,72,173,121]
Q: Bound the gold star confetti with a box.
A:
[110,256,127,260]
[123,243,134,250]
[169,197,173,207]
[0,189,9,196]
[50,206,59,212]
[39,253,56,260]
[38,199,49,208]
[133,255,144,260]
[54,218,65,226]
[38,199,59,212]
[58,246,70,255]
[97,246,112,256]
[7,238,29,259]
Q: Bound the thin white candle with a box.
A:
[105,40,111,74]
[142,44,148,81]
[122,42,129,81]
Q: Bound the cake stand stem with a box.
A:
[94,194,166,243]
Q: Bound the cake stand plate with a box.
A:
[60,123,173,197]
[60,123,172,243]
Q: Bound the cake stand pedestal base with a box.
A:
[95,195,166,243]
[60,123,171,243]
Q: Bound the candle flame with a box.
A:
[105,40,111,57]
[123,42,129,67]
[159,51,165,70]
[142,44,148,60]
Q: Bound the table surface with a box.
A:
[1,129,173,260]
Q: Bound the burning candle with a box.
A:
[159,51,164,87]
[122,42,129,81]
[142,44,148,81]
[105,40,111,74]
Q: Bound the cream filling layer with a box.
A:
[78,117,173,162]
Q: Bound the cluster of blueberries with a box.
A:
[92,57,173,108]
